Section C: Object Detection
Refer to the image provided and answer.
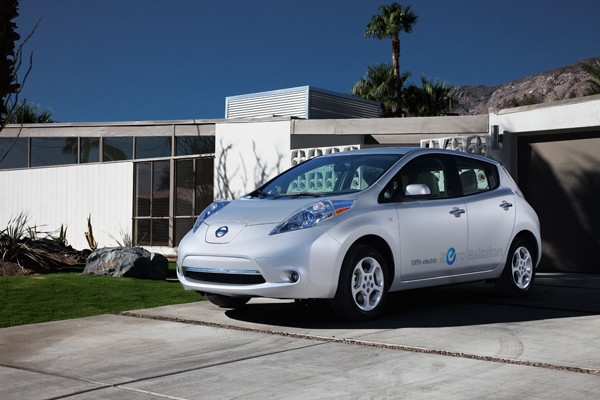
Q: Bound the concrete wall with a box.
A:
[0,162,133,250]
[488,95,600,272]
[214,119,292,200]
[488,95,600,177]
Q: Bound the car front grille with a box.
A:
[183,269,266,285]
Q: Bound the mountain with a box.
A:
[449,58,598,115]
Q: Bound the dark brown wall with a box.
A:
[518,133,600,273]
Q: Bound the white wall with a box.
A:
[0,162,133,250]
[489,95,600,175]
[214,120,292,199]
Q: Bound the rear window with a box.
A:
[455,156,499,195]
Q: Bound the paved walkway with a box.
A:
[1,273,599,399]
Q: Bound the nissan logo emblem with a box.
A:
[215,226,229,238]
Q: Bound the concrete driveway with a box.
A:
[1,273,599,399]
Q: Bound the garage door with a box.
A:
[518,133,600,273]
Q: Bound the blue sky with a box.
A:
[14,0,600,122]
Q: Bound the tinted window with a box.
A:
[31,138,77,167]
[454,156,499,195]
[260,154,401,196]
[381,155,450,201]
[136,137,171,159]
[176,136,215,156]
[104,137,133,161]
[0,138,28,169]
[80,138,100,163]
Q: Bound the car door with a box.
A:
[385,154,469,281]
[454,156,516,272]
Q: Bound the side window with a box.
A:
[455,156,499,196]
[380,155,449,201]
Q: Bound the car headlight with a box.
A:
[193,201,230,233]
[270,200,354,235]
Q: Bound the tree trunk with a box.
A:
[391,35,400,77]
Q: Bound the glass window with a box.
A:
[80,138,100,163]
[152,219,169,246]
[135,163,151,217]
[381,155,449,202]
[31,137,77,167]
[175,159,194,216]
[174,218,194,244]
[153,161,170,217]
[136,137,171,159]
[135,219,151,246]
[134,157,214,247]
[259,154,400,197]
[176,136,215,156]
[455,156,499,196]
[195,158,214,212]
[0,138,28,170]
[103,137,133,161]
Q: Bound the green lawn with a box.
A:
[0,263,204,328]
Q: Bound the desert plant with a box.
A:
[85,215,98,251]
[0,212,49,271]
[110,228,134,247]
[49,224,68,247]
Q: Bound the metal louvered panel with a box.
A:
[225,86,380,119]
[309,91,380,119]
[226,89,308,119]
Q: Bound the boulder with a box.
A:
[83,247,168,280]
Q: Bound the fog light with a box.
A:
[290,271,300,283]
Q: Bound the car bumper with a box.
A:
[176,222,343,299]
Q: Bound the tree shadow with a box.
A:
[215,138,285,200]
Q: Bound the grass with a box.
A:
[0,262,204,328]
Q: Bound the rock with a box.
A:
[83,247,168,280]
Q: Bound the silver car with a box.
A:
[177,148,541,320]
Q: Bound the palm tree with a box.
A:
[581,58,600,95]
[365,3,417,80]
[5,99,54,123]
[405,76,456,117]
[351,62,410,117]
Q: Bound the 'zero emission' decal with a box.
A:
[446,248,457,265]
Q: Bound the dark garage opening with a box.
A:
[518,131,600,273]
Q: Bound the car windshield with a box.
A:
[253,153,402,197]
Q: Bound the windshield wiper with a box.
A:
[273,192,326,199]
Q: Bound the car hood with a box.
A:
[204,197,347,226]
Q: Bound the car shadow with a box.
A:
[224,277,600,330]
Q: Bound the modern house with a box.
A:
[1,88,598,273]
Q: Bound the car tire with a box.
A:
[330,244,389,321]
[495,238,536,296]
[206,293,251,308]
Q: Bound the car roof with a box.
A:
[321,147,499,166]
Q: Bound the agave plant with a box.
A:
[0,213,50,271]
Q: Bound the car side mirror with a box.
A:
[403,184,431,200]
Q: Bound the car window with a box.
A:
[259,154,401,197]
[454,156,499,195]
[380,155,449,201]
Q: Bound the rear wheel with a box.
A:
[206,293,251,308]
[496,238,535,296]
[330,245,388,321]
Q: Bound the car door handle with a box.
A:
[499,201,513,210]
[449,208,466,216]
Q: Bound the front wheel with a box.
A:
[206,293,251,308]
[330,245,389,321]
[495,238,535,296]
